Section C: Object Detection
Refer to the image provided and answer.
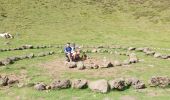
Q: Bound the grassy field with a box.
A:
[0,0,170,100]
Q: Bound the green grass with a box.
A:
[0,0,170,99]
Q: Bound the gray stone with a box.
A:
[136,48,144,52]
[68,62,77,68]
[128,47,136,51]
[7,79,19,85]
[1,58,13,65]
[22,45,33,49]
[37,52,46,57]
[127,78,145,89]
[34,83,47,91]
[88,79,109,93]
[27,53,34,59]
[51,79,71,89]
[77,61,85,70]
[160,55,169,59]
[154,53,162,58]
[72,79,88,89]
[0,76,9,86]
[8,56,20,61]
[148,76,170,88]
[109,78,126,90]
[145,51,155,56]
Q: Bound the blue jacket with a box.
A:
[64,47,72,54]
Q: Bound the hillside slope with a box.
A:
[0,0,170,47]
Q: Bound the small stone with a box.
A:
[34,83,47,91]
[154,53,162,58]
[88,79,109,93]
[72,79,88,89]
[128,47,136,51]
[51,79,71,89]
[68,62,77,68]
[0,76,9,86]
[77,61,85,70]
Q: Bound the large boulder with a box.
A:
[0,76,9,86]
[34,83,47,91]
[51,79,71,89]
[77,61,85,70]
[109,78,126,91]
[88,79,109,93]
[72,79,88,89]
[148,76,170,88]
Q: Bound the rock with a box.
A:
[7,79,19,85]
[34,83,47,91]
[27,53,34,59]
[136,48,144,52]
[101,62,113,68]
[46,85,51,90]
[22,45,33,49]
[143,47,150,53]
[148,76,170,88]
[1,58,13,65]
[145,51,155,56]
[129,53,138,63]
[72,79,88,89]
[160,55,169,59]
[49,51,55,55]
[128,47,136,51]
[19,55,28,59]
[85,63,99,69]
[109,78,126,90]
[97,45,104,48]
[127,78,145,89]
[68,62,77,68]
[154,53,162,58]
[0,76,9,86]
[88,79,109,93]
[8,56,20,61]
[113,60,122,66]
[51,79,71,89]
[77,61,85,70]
[37,52,46,57]
[122,60,130,65]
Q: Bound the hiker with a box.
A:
[64,43,72,62]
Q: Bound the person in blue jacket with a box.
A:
[64,43,72,62]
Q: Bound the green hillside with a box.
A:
[0,0,170,47]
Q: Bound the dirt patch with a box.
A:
[38,57,135,79]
